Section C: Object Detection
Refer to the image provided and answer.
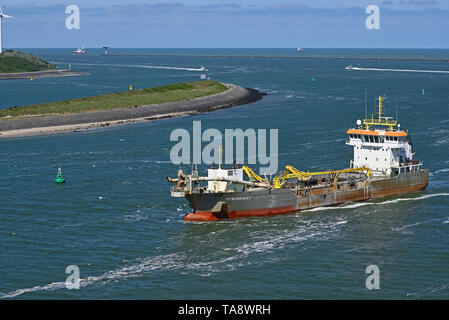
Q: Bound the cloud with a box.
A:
[2,2,449,48]
[4,2,442,17]
[400,0,438,5]
[2,4,66,15]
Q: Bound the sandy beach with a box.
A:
[0,83,264,139]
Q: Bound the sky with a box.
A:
[1,0,448,48]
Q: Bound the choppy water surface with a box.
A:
[1,49,448,299]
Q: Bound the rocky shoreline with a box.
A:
[0,69,88,80]
[0,83,265,139]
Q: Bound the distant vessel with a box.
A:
[73,47,86,55]
[345,65,354,70]
[199,66,208,71]
[297,48,304,52]
[168,96,429,221]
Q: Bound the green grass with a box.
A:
[0,50,57,73]
[0,80,228,119]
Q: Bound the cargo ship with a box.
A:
[167,96,429,221]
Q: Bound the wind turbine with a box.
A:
[0,6,13,54]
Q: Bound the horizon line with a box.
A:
[7,47,449,50]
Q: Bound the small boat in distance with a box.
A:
[73,47,86,55]
[345,65,354,70]
[199,65,208,72]
[297,48,304,52]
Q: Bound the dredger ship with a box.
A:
[168,96,429,221]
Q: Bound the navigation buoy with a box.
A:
[55,167,66,184]
[30,76,34,81]
[312,77,316,82]
[421,89,426,95]
[129,85,133,91]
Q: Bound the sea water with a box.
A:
[0,48,448,299]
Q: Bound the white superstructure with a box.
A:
[346,96,422,177]
[207,167,244,192]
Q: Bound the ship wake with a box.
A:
[0,218,348,298]
[302,192,449,213]
[66,62,207,72]
[350,67,449,74]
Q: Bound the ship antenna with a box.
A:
[396,96,398,123]
[364,88,368,119]
[219,145,222,169]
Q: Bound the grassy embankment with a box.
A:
[0,80,228,119]
[0,50,57,73]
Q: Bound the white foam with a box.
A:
[304,202,371,212]
[124,213,148,221]
[0,253,185,299]
[0,217,350,299]
[235,219,345,255]
[302,193,449,213]
[350,66,449,74]
[67,62,207,72]
[391,219,439,233]
[0,281,67,299]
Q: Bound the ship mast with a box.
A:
[363,96,397,131]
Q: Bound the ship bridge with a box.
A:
[346,96,422,177]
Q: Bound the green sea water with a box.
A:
[0,48,448,299]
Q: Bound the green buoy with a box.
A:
[421,89,426,95]
[55,167,65,184]
[312,77,316,82]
